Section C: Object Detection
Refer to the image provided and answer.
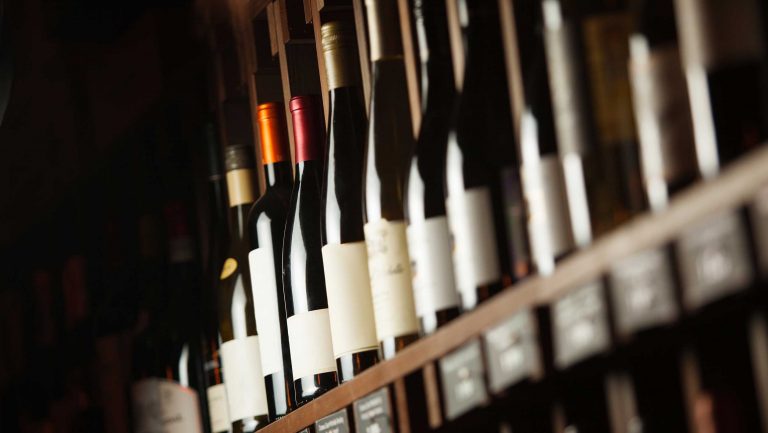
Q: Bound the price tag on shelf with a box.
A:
[676,210,753,311]
[315,408,350,433]
[553,281,610,369]
[608,247,679,336]
[483,309,542,393]
[438,339,489,421]
[353,388,393,433]
[751,186,768,274]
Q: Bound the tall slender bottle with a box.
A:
[131,203,207,433]
[674,0,767,178]
[201,122,232,433]
[283,95,338,404]
[363,0,420,360]
[218,146,269,432]
[247,102,295,418]
[319,21,380,382]
[404,0,461,335]
[512,0,575,278]
[674,1,766,431]
[541,0,645,245]
[445,0,519,311]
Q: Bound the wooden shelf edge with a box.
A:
[260,144,768,433]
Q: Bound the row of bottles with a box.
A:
[8,0,756,432]
[119,0,768,432]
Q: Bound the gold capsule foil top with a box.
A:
[322,21,360,90]
[365,0,404,62]
[223,145,257,207]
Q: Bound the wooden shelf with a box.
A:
[259,145,768,433]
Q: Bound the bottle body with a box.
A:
[131,204,208,433]
[445,0,520,311]
[218,147,269,432]
[320,22,380,382]
[283,96,338,404]
[404,0,461,335]
[247,102,296,419]
[363,0,421,360]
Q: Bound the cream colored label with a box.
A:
[226,169,256,207]
[406,217,460,317]
[220,258,237,280]
[287,309,337,380]
[131,378,203,433]
[446,189,502,296]
[364,220,420,340]
[322,242,379,358]
[249,247,284,376]
[220,337,268,422]
[520,149,574,275]
[206,384,230,433]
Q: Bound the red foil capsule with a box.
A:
[289,95,326,163]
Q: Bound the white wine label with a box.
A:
[322,242,379,358]
[249,246,284,376]
[520,146,574,275]
[287,309,337,381]
[446,188,502,297]
[131,378,203,433]
[363,219,420,340]
[406,216,460,318]
[220,336,269,422]
[206,384,230,433]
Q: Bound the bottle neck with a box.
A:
[264,160,294,190]
[463,2,499,63]
[208,174,229,233]
[415,0,456,113]
[295,160,321,182]
[226,168,257,240]
[367,0,404,62]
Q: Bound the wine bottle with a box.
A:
[131,203,207,433]
[513,0,575,277]
[201,122,232,433]
[247,101,295,418]
[674,0,768,178]
[218,145,269,432]
[541,0,645,244]
[629,0,698,212]
[363,0,420,360]
[319,21,380,382]
[283,95,338,404]
[445,0,517,311]
[404,0,461,336]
